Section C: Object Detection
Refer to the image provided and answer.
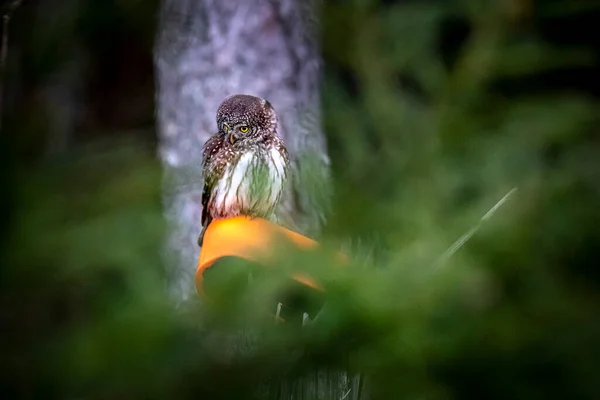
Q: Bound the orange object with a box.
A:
[196,216,331,297]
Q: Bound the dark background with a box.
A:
[2,0,600,399]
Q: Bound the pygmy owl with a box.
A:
[198,94,290,246]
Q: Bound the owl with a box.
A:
[198,94,290,246]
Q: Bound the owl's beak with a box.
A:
[227,133,236,145]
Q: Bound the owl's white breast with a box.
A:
[266,147,287,205]
[212,147,286,218]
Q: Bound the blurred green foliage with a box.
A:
[3,0,600,399]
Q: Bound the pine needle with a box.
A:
[436,187,518,267]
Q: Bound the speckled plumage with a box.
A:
[198,94,290,246]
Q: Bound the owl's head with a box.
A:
[216,94,278,145]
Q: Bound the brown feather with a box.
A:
[197,94,290,247]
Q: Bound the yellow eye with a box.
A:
[223,124,229,132]
[239,126,249,133]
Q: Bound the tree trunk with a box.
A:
[153,1,362,399]
[155,0,329,300]
[154,1,369,398]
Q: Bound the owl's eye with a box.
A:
[239,126,249,133]
[223,124,229,132]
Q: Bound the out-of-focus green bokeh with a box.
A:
[2,0,600,399]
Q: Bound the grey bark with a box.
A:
[154,2,362,399]
[155,0,329,300]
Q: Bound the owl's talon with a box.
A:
[274,302,283,324]
[302,312,311,326]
